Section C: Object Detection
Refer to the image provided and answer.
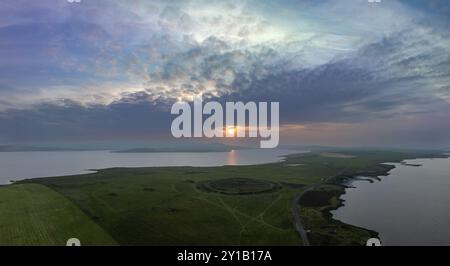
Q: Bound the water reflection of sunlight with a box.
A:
[227,149,237,165]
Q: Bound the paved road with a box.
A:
[291,172,346,246]
[291,186,314,246]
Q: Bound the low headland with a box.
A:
[0,149,447,246]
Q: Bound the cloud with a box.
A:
[0,0,449,145]
[0,93,172,142]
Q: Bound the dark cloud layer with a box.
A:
[0,0,449,146]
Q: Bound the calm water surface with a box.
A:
[332,157,450,246]
[0,149,301,184]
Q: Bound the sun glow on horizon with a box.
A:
[227,126,237,137]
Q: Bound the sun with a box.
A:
[227,126,236,136]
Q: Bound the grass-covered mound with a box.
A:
[197,178,281,195]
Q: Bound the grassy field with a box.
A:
[0,184,117,245]
[2,149,445,246]
[20,166,305,245]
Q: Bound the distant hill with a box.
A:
[0,142,247,153]
[0,145,93,152]
[113,143,246,153]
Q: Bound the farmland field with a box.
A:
[0,184,117,245]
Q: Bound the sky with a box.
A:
[0,0,449,147]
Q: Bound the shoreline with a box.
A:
[0,149,300,185]
[325,153,450,245]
